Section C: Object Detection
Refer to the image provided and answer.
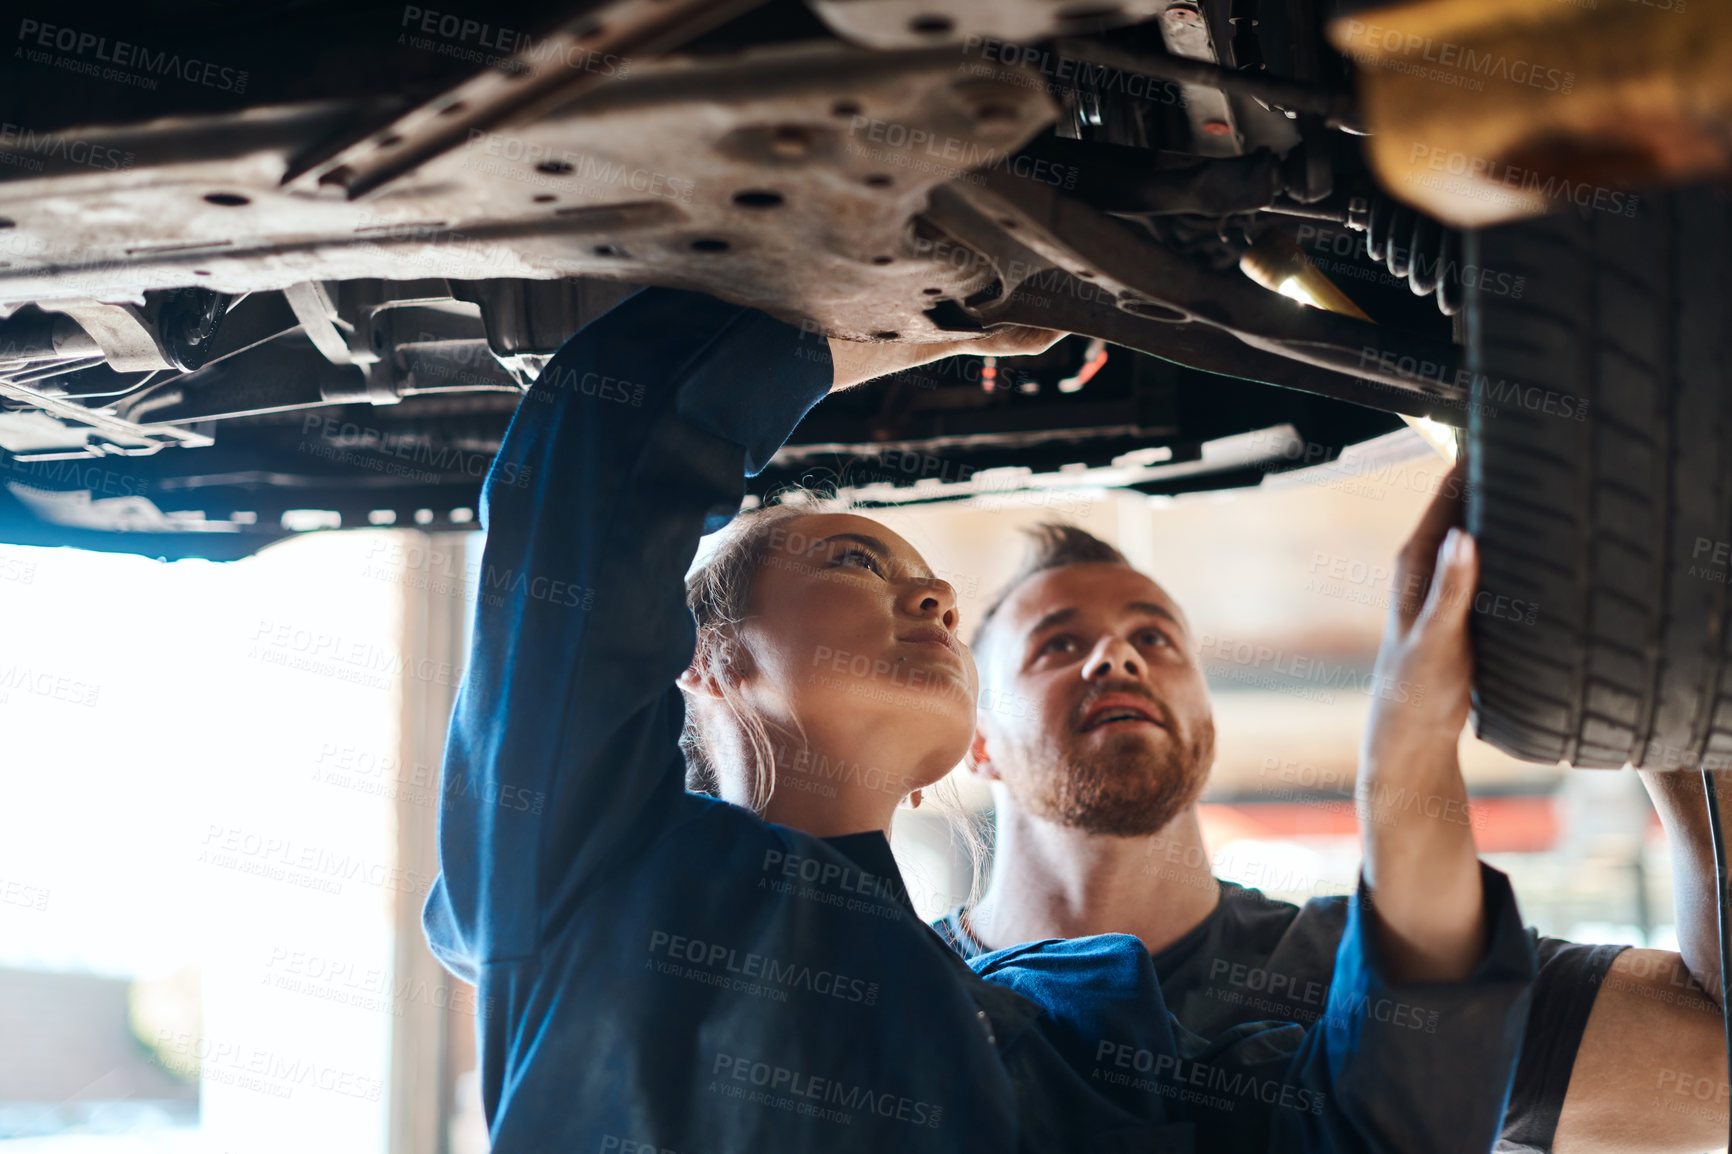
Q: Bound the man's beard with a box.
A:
[1004,719,1214,837]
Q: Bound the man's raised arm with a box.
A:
[1275,461,1537,1154]
[1356,462,1490,981]
[1542,773,1731,1151]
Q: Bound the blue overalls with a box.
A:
[424,286,1537,1153]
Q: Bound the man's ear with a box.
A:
[966,724,1000,783]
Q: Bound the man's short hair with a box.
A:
[971,523,1131,651]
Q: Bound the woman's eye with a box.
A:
[833,548,883,575]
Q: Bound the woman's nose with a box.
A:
[902,577,959,632]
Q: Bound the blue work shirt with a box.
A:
[424,286,1537,1153]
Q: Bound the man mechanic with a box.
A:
[935,502,1729,1154]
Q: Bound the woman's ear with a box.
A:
[677,662,724,699]
[679,637,755,700]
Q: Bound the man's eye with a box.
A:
[1136,628,1172,649]
[1038,634,1078,656]
[833,548,883,575]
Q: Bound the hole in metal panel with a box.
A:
[731,190,784,209]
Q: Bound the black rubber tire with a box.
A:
[1465,184,1732,769]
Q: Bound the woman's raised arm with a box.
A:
[422,288,834,981]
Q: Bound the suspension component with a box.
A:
[1364,195,1464,315]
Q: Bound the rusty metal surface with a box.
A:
[287,0,768,198]
[0,45,1055,342]
[805,0,1169,51]
[1155,3,1241,158]
[1331,0,1732,228]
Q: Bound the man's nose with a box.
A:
[901,577,959,632]
[1083,635,1143,680]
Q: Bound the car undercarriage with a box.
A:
[0,0,1476,559]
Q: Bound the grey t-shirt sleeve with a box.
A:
[1495,937,1631,1153]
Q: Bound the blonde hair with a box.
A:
[680,496,991,905]
[681,500,826,810]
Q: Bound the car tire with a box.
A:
[1465,183,1732,769]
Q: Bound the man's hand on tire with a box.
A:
[1359,460,1488,983]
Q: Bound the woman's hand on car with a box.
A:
[826,325,1067,391]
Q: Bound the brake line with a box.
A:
[1702,767,1732,1151]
